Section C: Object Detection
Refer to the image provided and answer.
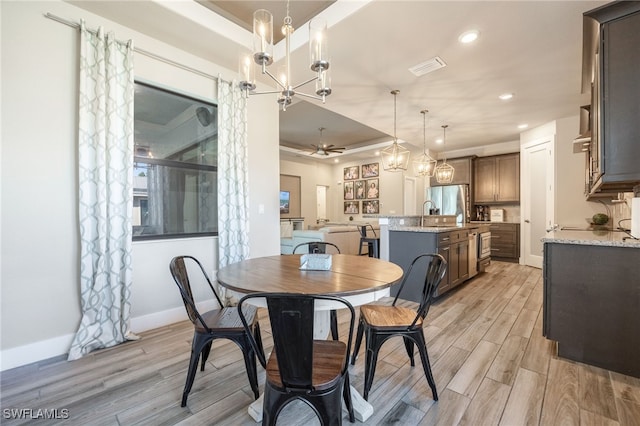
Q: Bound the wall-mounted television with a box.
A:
[279,191,290,214]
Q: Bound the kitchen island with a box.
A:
[542,229,640,378]
[387,223,489,299]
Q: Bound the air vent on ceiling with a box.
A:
[408,56,447,77]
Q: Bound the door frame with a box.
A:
[521,136,555,268]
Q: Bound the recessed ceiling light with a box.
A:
[518,124,529,130]
[334,158,339,163]
[435,138,444,144]
[374,151,380,156]
[458,30,479,44]
[499,93,514,101]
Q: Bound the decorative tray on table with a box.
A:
[299,254,332,271]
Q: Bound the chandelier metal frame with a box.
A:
[239,0,331,111]
[413,109,438,177]
[381,90,411,172]
[435,124,455,183]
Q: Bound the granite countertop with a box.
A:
[389,224,484,233]
[542,229,640,248]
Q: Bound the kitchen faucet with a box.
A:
[421,200,436,227]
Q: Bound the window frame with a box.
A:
[132,81,218,242]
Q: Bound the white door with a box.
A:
[404,177,417,215]
[316,185,327,221]
[522,139,554,268]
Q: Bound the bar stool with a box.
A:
[358,224,380,258]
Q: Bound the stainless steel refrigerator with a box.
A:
[425,184,470,224]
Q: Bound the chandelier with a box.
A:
[413,110,438,177]
[435,125,455,183]
[238,0,331,111]
[381,90,411,172]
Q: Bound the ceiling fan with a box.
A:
[308,127,345,156]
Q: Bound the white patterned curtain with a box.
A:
[217,80,250,286]
[69,22,135,360]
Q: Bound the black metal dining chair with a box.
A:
[238,293,356,425]
[292,241,341,255]
[357,224,380,258]
[350,253,447,401]
[292,241,341,341]
[169,255,263,407]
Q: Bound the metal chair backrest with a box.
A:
[169,256,225,331]
[238,293,355,391]
[391,253,447,328]
[358,224,378,238]
[292,241,341,254]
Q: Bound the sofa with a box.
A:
[281,223,380,255]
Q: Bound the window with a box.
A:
[133,82,217,240]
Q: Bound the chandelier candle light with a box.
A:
[413,109,438,177]
[381,90,411,172]
[239,1,331,111]
[435,125,455,183]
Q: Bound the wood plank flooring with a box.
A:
[2,261,639,425]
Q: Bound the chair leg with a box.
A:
[200,341,212,371]
[415,331,438,401]
[403,336,415,366]
[330,310,339,340]
[239,335,260,400]
[363,331,384,401]
[182,333,211,407]
[351,319,365,365]
[343,373,355,423]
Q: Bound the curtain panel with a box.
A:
[68,22,135,360]
[217,80,250,304]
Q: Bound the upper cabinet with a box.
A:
[474,153,520,204]
[429,156,474,187]
[582,2,640,197]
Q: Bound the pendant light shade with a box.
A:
[435,125,455,183]
[381,90,411,172]
[413,109,438,177]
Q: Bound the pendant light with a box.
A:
[435,125,455,183]
[413,109,438,177]
[381,90,411,172]
[238,0,331,111]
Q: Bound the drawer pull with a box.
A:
[491,248,500,251]
[492,235,501,239]
[441,237,450,241]
[442,247,450,251]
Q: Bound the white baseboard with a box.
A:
[0,300,217,372]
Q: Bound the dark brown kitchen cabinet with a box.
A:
[473,153,520,204]
[543,241,640,378]
[583,2,640,197]
[430,156,474,186]
[489,223,520,262]
[435,230,469,296]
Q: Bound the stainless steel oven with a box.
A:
[478,231,491,271]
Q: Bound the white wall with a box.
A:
[0,1,280,370]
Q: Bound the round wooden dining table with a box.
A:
[216,253,404,422]
[217,253,403,301]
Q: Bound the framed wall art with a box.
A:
[355,180,366,199]
[362,162,379,178]
[344,181,355,200]
[344,201,359,214]
[343,166,359,180]
[366,179,379,199]
[362,200,379,214]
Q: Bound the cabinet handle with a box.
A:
[491,248,500,251]
[442,247,450,251]
[441,237,450,241]
[492,235,501,239]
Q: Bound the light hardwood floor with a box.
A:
[2,261,640,425]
